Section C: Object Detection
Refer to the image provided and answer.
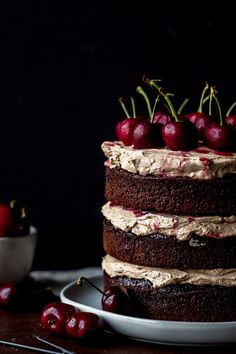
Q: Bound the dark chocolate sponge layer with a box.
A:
[105,167,236,216]
[103,219,236,269]
[104,272,236,321]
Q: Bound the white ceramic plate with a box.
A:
[60,274,236,346]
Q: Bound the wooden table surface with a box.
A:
[0,308,236,354]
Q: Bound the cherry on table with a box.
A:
[0,282,18,306]
[41,302,77,335]
[66,312,104,339]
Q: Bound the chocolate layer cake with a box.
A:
[103,142,236,216]
[103,256,236,322]
[101,141,236,321]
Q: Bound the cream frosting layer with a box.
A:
[102,255,236,287]
[101,141,236,180]
[102,202,236,240]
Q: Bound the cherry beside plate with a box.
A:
[60,273,236,346]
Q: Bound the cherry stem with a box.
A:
[211,87,223,126]
[119,97,131,118]
[143,75,179,122]
[136,86,152,118]
[150,94,160,123]
[130,97,136,118]
[198,82,209,113]
[177,98,189,115]
[203,95,210,105]
[226,100,236,116]
[209,89,213,117]
[77,277,105,296]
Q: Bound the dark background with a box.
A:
[0,1,236,269]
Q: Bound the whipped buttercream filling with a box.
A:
[101,141,236,180]
[102,255,236,287]
[102,202,236,240]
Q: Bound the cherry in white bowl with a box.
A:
[0,226,37,284]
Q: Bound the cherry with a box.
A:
[77,277,133,316]
[153,111,172,126]
[41,302,77,335]
[162,120,199,151]
[204,87,233,151]
[102,285,132,315]
[116,97,139,146]
[226,115,236,130]
[185,83,210,140]
[0,282,18,306]
[204,122,233,151]
[0,204,13,237]
[143,76,199,150]
[116,118,138,145]
[132,120,164,149]
[66,312,103,339]
[187,112,211,140]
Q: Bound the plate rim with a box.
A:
[60,273,236,346]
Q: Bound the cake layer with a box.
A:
[103,219,236,269]
[102,141,236,179]
[102,202,236,240]
[105,166,236,215]
[104,271,236,321]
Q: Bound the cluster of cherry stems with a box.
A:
[116,77,236,152]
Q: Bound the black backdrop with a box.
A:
[0,1,236,269]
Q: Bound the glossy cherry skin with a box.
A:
[162,120,199,151]
[153,111,172,126]
[66,312,103,339]
[116,118,138,146]
[186,112,211,140]
[0,204,13,237]
[204,123,233,151]
[102,286,132,315]
[0,282,18,306]
[132,121,164,149]
[226,115,236,130]
[41,302,77,335]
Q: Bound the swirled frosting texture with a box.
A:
[102,255,236,287]
[101,141,236,180]
[102,202,236,240]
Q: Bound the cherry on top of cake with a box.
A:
[116,77,236,153]
[0,199,30,237]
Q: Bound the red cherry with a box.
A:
[0,282,18,306]
[162,120,199,151]
[102,285,133,315]
[204,123,233,151]
[41,302,77,335]
[186,112,211,140]
[66,312,103,339]
[0,204,13,237]
[153,111,172,126]
[116,118,138,146]
[77,277,133,316]
[226,115,236,130]
[132,121,164,149]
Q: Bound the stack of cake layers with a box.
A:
[101,141,236,321]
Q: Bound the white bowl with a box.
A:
[0,226,37,284]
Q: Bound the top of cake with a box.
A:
[102,141,236,180]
